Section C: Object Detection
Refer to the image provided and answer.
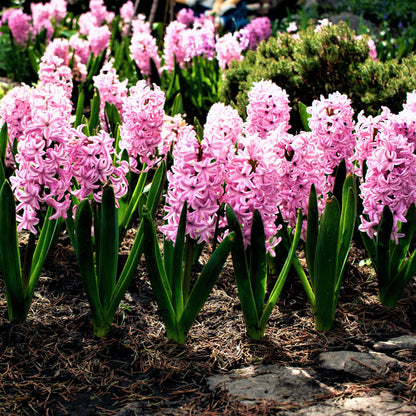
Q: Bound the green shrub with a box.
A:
[219,22,416,132]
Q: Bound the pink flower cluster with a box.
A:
[9,82,73,233]
[307,92,356,182]
[38,51,73,98]
[160,102,243,244]
[215,33,245,70]
[203,103,243,162]
[239,17,272,50]
[245,80,291,139]
[160,124,225,244]
[93,59,128,128]
[119,80,166,172]
[0,84,32,167]
[129,15,161,76]
[1,9,31,45]
[392,90,416,147]
[354,107,392,172]
[42,37,88,83]
[223,133,281,254]
[272,130,326,234]
[359,130,416,242]
[88,25,111,57]
[78,0,114,36]
[163,15,216,71]
[69,127,129,204]
[31,0,67,41]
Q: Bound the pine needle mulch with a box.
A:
[0,238,415,415]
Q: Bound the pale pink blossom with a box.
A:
[245,80,291,139]
[359,131,416,242]
[93,59,128,129]
[160,125,225,244]
[3,9,31,45]
[88,25,111,57]
[119,81,166,172]
[215,33,244,70]
[307,92,356,191]
[223,133,281,254]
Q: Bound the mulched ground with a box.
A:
[0,227,415,415]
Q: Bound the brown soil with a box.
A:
[0,229,415,415]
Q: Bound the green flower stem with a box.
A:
[183,238,195,303]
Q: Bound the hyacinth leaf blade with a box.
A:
[107,161,166,319]
[27,205,59,303]
[390,204,416,275]
[0,181,25,321]
[74,88,85,128]
[277,213,315,306]
[332,159,347,208]
[306,184,319,290]
[249,209,267,318]
[375,205,393,297]
[0,122,8,164]
[104,101,122,139]
[172,202,187,315]
[299,102,311,132]
[98,185,119,311]
[149,57,161,86]
[225,204,260,339]
[384,248,416,307]
[332,178,357,314]
[0,157,5,186]
[118,166,148,238]
[74,198,107,337]
[313,196,340,331]
[170,93,183,116]
[335,174,357,297]
[142,208,178,339]
[164,238,175,288]
[178,231,235,344]
[259,209,303,334]
[88,91,101,134]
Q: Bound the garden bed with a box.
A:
[0,231,415,415]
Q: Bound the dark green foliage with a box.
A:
[220,22,416,132]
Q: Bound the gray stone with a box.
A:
[319,350,402,379]
[374,335,416,351]
[282,391,416,416]
[326,11,376,32]
[207,364,334,406]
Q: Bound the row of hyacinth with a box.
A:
[2,50,416,247]
[1,0,273,80]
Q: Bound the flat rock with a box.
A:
[319,350,402,379]
[373,335,416,351]
[282,391,416,416]
[207,365,333,406]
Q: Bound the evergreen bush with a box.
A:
[219,22,416,131]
